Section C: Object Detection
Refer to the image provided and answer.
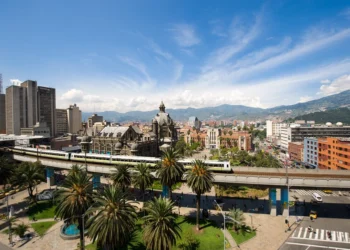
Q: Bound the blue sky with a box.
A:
[0,0,350,112]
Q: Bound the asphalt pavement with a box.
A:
[280,193,350,250]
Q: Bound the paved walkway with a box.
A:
[0,181,294,250]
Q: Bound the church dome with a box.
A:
[115,142,122,149]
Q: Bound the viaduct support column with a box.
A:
[92,174,101,189]
[46,167,55,188]
[281,188,289,217]
[162,186,169,198]
[269,188,277,216]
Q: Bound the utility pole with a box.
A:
[6,196,12,246]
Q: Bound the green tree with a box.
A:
[12,161,45,201]
[237,126,241,131]
[228,130,233,136]
[228,208,245,232]
[186,160,214,231]
[157,148,184,200]
[133,163,153,204]
[175,139,187,156]
[111,165,131,193]
[55,170,93,250]
[0,156,14,186]
[143,197,181,250]
[69,164,84,176]
[13,223,29,238]
[86,185,137,250]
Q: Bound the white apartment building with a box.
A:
[266,120,287,140]
[205,128,221,149]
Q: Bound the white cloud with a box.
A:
[10,79,22,86]
[61,89,84,102]
[149,41,172,60]
[340,7,350,19]
[318,74,350,96]
[231,37,291,69]
[320,79,330,84]
[299,96,313,103]
[118,56,150,80]
[170,23,200,47]
[204,12,263,69]
[173,62,183,82]
[209,20,227,37]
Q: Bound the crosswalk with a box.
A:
[292,227,350,243]
[292,189,349,197]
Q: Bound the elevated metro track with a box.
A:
[12,153,350,190]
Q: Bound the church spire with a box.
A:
[159,101,166,113]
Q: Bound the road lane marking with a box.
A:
[298,227,303,238]
[315,229,319,239]
[304,228,308,238]
[345,232,349,242]
[320,229,324,240]
[286,242,350,249]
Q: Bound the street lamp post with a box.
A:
[6,196,12,246]
[214,200,226,250]
[285,160,289,219]
[249,214,253,228]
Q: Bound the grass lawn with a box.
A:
[227,227,256,245]
[1,228,11,234]
[85,216,226,250]
[151,181,182,191]
[31,221,57,237]
[27,201,57,220]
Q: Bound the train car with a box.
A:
[71,153,112,164]
[71,153,160,167]
[111,155,160,167]
[179,159,231,172]
[11,146,70,160]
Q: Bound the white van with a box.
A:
[312,193,323,202]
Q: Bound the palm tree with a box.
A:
[143,197,181,250]
[12,161,45,201]
[69,164,84,176]
[228,208,245,232]
[55,170,93,250]
[13,223,29,238]
[157,148,184,199]
[86,185,137,250]
[132,163,153,203]
[111,165,131,193]
[186,160,214,231]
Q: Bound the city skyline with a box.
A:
[1,1,350,112]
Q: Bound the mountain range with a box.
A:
[82,90,350,123]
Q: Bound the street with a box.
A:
[280,190,350,250]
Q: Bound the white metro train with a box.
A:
[10,146,232,172]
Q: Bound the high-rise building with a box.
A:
[5,85,27,134]
[0,94,5,133]
[88,114,103,128]
[280,123,350,151]
[303,137,318,168]
[67,104,82,134]
[318,137,350,170]
[37,86,56,137]
[56,109,68,136]
[20,80,37,127]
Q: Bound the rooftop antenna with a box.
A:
[0,74,2,94]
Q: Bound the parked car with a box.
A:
[312,193,323,202]
[323,190,333,194]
